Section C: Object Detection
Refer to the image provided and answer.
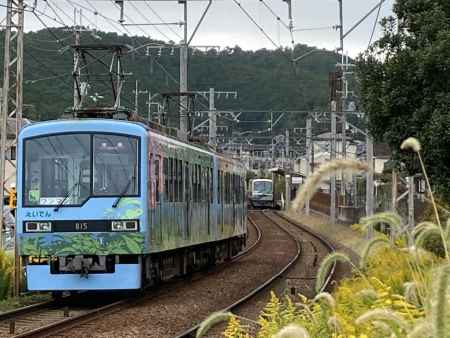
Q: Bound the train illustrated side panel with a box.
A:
[147,131,246,253]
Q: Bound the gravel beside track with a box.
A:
[204,210,337,337]
[44,215,297,338]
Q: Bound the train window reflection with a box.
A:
[24,134,91,206]
[253,181,272,195]
[93,135,138,196]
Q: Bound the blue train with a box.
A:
[17,119,247,292]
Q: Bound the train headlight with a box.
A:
[111,220,138,232]
[25,221,52,232]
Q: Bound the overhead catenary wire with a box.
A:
[231,0,280,49]
[82,0,133,35]
[128,1,173,41]
[259,0,289,30]
[143,0,183,40]
[367,1,382,49]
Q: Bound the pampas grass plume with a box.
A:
[315,252,352,293]
[414,221,438,235]
[415,226,442,249]
[327,316,341,333]
[432,264,450,338]
[407,321,432,338]
[355,308,408,331]
[404,282,420,307]
[196,311,232,338]
[313,292,336,310]
[360,237,391,270]
[372,320,394,336]
[291,159,368,212]
[356,288,378,301]
[360,212,403,236]
[273,324,310,338]
[401,137,421,152]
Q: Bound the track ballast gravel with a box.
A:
[50,213,297,338]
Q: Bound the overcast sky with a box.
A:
[3,0,394,56]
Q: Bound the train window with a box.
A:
[192,164,195,202]
[23,134,91,206]
[173,158,177,202]
[164,158,169,201]
[184,162,189,202]
[154,157,160,202]
[179,160,183,202]
[209,168,213,204]
[93,135,138,197]
[199,165,202,203]
[202,167,207,203]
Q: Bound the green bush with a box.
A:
[0,250,13,300]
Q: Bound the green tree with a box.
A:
[357,0,450,201]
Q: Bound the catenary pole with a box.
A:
[208,88,216,148]
[179,0,189,139]
[305,116,312,215]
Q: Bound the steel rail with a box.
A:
[173,211,303,338]
[1,221,262,338]
[269,210,337,293]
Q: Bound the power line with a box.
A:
[128,1,173,41]
[143,0,182,40]
[259,0,289,30]
[367,2,382,48]
[231,0,279,49]
[47,0,73,22]
[80,0,132,35]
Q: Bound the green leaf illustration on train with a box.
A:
[20,232,145,256]
[103,198,144,219]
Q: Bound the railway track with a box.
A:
[174,210,336,338]
[0,211,335,338]
[0,221,262,338]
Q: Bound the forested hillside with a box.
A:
[0,28,338,124]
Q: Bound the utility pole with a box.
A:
[330,110,337,224]
[1,0,24,250]
[391,168,398,211]
[179,0,189,139]
[305,115,312,215]
[407,176,415,239]
[1,0,24,298]
[366,132,374,234]
[73,9,81,109]
[208,87,216,148]
[285,129,290,169]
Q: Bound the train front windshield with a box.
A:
[23,133,139,207]
[253,181,272,195]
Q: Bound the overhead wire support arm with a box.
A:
[343,0,386,39]
[188,0,212,45]
[231,0,280,49]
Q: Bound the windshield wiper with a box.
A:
[54,182,79,212]
[112,177,134,208]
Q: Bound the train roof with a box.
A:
[19,118,243,168]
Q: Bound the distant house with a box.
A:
[373,143,391,174]
[294,133,392,184]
